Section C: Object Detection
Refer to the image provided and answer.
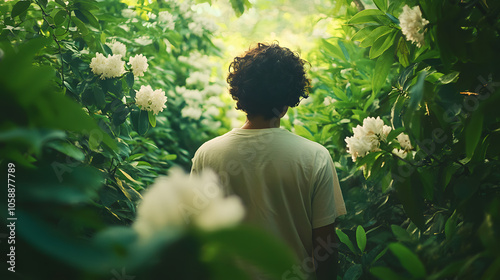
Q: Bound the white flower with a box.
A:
[177,86,203,105]
[344,117,390,161]
[345,135,373,162]
[135,85,167,115]
[108,40,127,57]
[147,12,157,20]
[188,22,203,36]
[90,53,125,79]
[89,53,107,77]
[186,71,209,87]
[134,36,153,46]
[397,133,413,150]
[201,119,222,131]
[206,96,225,107]
[399,5,429,47]
[381,125,392,141]
[182,106,202,119]
[122,9,135,18]
[323,96,335,106]
[158,11,176,30]
[202,84,223,96]
[392,148,407,158]
[128,54,149,77]
[362,116,385,136]
[204,106,219,117]
[133,167,245,239]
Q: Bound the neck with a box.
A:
[241,116,280,129]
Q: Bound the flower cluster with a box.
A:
[128,54,149,77]
[158,11,176,30]
[90,53,126,79]
[133,168,245,239]
[108,40,127,57]
[135,85,168,115]
[399,5,429,47]
[345,117,391,162]
[345,117,413,162]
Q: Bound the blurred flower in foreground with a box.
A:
[133,168,245,239]
[128,54,149,77]
[135,85,167,115]
[399,5,429,47]
[90,53,126,79]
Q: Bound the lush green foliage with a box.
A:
[294,0,500,279]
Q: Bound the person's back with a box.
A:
[191,42,346,279]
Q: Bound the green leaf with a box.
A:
[396,36,410,67]
[360,26,393,48]
[408,71,427,110]
[372,46,394,94]
[369,31,397,59]
[11,1,31,18]
[390,225,412,242]
[47,141,85,161]
[229,0,251,17]
[465,111,484,158]
[356,225,367,252]
[54,9,67,26]
[444,210,457,240]
[344,264,363,280]
[148,110,157,127]
[71,16,88,36]
[352,25,377,42]
[78,9,100,29]
[373,0,388,12]
[438,71,460,84]
[336,229,357,253]
[202,226,296,279]
[370,267,405,280]
[93,86,106,109]
[349,9,385,24]
[389,243,426,278]
[126,72,134,88]
[386,127,405,142]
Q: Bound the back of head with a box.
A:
[227,42,311,119]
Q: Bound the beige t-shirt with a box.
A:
[191,127,346,262]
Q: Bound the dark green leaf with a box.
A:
[360,26,393,48]
[126,72,134,88]
[71,16,88,36]
[11,1,31,18]
[408,71,427,110]
[148,110,157,127]
[54,9,67,26]
[344,264,363,280]
[465,111,483,158]
[388,243,426,278]
[369,31,397,59]
[370,267,404,280]
[390,225,411,242]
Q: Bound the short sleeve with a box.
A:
[311,151,347,229]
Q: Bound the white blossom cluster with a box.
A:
[90,53,126,79]
[90,46,149,79]
[108,40,127,57]
[345,117,413,162]
[133,168,245,239]
[186,71,210,87]
[128,54,149,77]
[188,17,218,36]
[135,85,168,115]
[158,11,176,30]
[399,5,429,47]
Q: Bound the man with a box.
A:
[191,42,346,279]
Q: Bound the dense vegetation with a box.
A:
[1,0,499,279]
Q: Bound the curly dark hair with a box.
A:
[226,42,311,119]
